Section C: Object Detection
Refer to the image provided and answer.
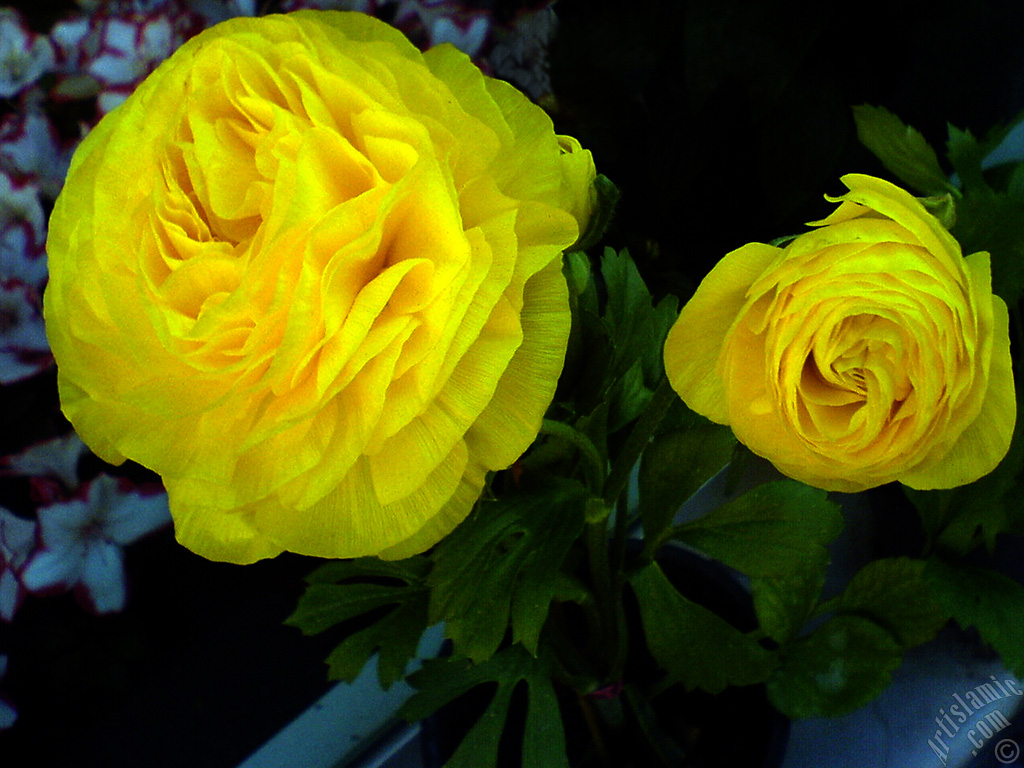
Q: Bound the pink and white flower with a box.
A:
[21,475,171,614]
[0,507,35,622]
[89,13,179,114]
[0,110,74,200]
[1,433,91,502]
[0,8,55,99]
[0,277,50,384]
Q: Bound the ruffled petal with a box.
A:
[664,242,779,423]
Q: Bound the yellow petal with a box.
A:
[664,242,779,423]
[899,292,1015,489]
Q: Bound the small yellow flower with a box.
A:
[45,11,595,563]
[664,174,1015,492]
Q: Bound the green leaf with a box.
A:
[428,477,588,662]
[559,248,676,430]
[302,555,431,586]
[751,564,827,646]
[852,105,954,195]
[323,600,429,686]
[671,480,843,578]
[641,292,679,386]
[767,615,903,718]
[400,646,569,768]
[285,556,432,688]
[607,359,651,433]
[601,247,657,380]
[905,410,1024,556]
[837,557,948,649]
[924,557,1024,677]
[638,420,735,554]
[947,123,988,192]
[629,561,776,694]
[950,185,1024,304]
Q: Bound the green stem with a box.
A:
[603,375,680,681]
[602,375,678,509]
[585,515,615,665]
[540,418,606,494]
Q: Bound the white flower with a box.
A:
[0,656,16,729]
[0,170,45,249]
[0,169,48,291]
[0,507,35,622]
[427,14,490,58]
[50,15,95,73]
[186,0,259,23]
[89,14,178,114]
[0,8,55,99]
[0,111,73,200]
[21,475,171,614]
[0,277,50,384]
[1,433,89,492]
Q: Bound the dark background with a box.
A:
[3,0,1024,765]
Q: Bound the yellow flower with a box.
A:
[664,174,1015,492]
[44,11,594,563]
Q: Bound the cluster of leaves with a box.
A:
[851,103,1024,680]
[283,241,996,768]
[286,128,1024,764]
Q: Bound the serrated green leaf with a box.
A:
[905,411,1024,555]
[428,478,588,662]
[671,481,843,578]
[950,186,1024,304]
[286,582,425,635]
[286,558,431,688]
[602,247,657,383]
[607,359,651,432]
[852,105,953,195]
[837,557,948,649]
[400,646,569,768]
[924,557,1024,677]
[638,421,735,554]
[641,294,679,385]
[767,615,903,718]
[752,564,827,645]
[323,600,429,687]
[947,123,988,192]
[629,561,776,694]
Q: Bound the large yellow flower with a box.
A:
[664,174,1015,492]
[44,11,594,563]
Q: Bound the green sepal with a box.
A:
[573,173,621,253]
